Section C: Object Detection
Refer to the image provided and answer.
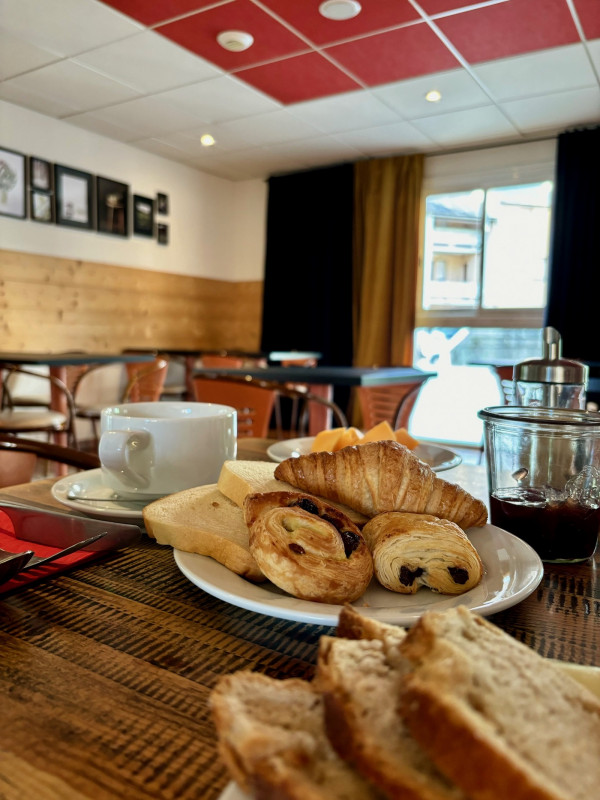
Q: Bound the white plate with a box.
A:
[267,437,462,472]
[51,468,150,522]
[174,524,543,627]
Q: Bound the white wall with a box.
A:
[0,100,267,281]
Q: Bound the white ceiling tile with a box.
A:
[72,31,222,94]
[0,81,81,117]
[66,95,207,138]
[159,75,280,124]
[0,61,141,116]
[412,105,519,147]
[0,0,142,57]
[65,111,140,142]
[261,136,364,162]
[473,44,598,102]
[288,89,401,133]
[210,110,324,148]
[335,121,438,154]
[374,68,492,119]
[586,38,600,74]
[500,87,600,132]
[134,137,203,165]
[0,30,58,80]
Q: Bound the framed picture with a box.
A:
[133,194,154,237]
[157,192,169,215]
[30,156,52,191]
[0,146,26,219]
[157,223,169,245]
[55,164,94,229]
[97,176,129,236]
[30,189,55,224]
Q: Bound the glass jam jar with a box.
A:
[478,406,600,563]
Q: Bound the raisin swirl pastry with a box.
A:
[362,512,483,595]
[243,491,373,605]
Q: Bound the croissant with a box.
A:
[243,491,373,604]
[362,512,483,594]
[274,440,488,529]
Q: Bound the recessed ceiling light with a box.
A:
[425,89,442,103]
[319,1,362,21]
[200,134,215,147]
[216,30,254,52]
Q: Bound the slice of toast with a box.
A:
[218,460,369,526]
[143,484,264,582]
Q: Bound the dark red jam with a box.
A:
[490,487,600,562]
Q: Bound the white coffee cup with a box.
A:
[98,401,237,498]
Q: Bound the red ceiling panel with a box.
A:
[237,51,361,104]
[436,0,580,64]
[100,0,216,27]
[573,0,600,39]
[417,0,503,14]
[259,0,420,46]
[155,0,308,70]
[326,22,459,86]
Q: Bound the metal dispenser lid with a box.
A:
[514,327,589,385]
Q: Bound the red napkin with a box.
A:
[0,510,100,594]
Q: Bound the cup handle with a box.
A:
[99,429,153,490]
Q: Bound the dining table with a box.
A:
[0,437,597,800]
[193,365,432,434]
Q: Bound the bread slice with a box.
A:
[142,484,264,582]
[317,635,466,800]
[218,459,369,526]
[210,671,383,800]
[398,606,600,800]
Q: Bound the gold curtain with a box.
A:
[353,154,424,368]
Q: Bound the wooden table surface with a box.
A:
[0,439,598,800]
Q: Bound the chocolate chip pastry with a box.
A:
[362,511,483,595]
[243,491,373,604]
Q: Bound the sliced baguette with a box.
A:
[218,459,369,526]
[210,671,383,800]
[143,484,264,582]
[398,606,600,800]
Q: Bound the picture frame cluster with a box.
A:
[0,145,169,245]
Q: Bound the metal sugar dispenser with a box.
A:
[513,326,588,410]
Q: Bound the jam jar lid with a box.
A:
[478,406,600,427]
[514,326,588,386]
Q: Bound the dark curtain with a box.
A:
[545,125,600,363]
[261,163,354,368]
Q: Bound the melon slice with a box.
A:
[360,420,396,444]
[310,427,345,452]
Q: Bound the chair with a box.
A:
[279,356,318,434]
[0,365,78,448]
[357,380,429,430]
[201,354,245,368]
[0,433,100,487]
[193,376,276,437]
[493,365,516,405]
[72,358,168,448]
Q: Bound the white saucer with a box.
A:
[52,468,152,522]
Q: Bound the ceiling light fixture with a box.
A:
[319,0,362,21]
[425,89,442,103]
[200,134,215,147]
[216,30,254,52]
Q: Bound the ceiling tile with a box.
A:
[0,60,141,116]
[334,121,439,155]
[587,38,600,72]
[155,0,307,71]
[64,110,141,141]
[326,22,459,85]
[0,31,58,80]
[209,110,324,147]
[288,89,401,133]
[473,44,597,102]
[417,0,507,14]
[500,86,600,132]
[236,52,361,104]
[573,0,600,39]
[98,0,217,27]
[72,30,222,94]
[411,104,519,146]
[159,75,280,123]
[436,0,580,64]
[374,67,492,118]
[1,0,142,58]
[0,82,79,117]
[259,0,420,45]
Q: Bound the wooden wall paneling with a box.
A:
[0,249,263,354]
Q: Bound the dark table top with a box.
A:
[194,365,432,386]
[0,352,155,366]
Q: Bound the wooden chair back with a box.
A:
[0,434,99,487]
[357,381,428,430]
[193,377,276,438]
[201,355,245,368]
[124,359,168,402]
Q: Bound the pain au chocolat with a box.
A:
[274,440,487,530]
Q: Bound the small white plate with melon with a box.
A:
[266,421,462,473]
